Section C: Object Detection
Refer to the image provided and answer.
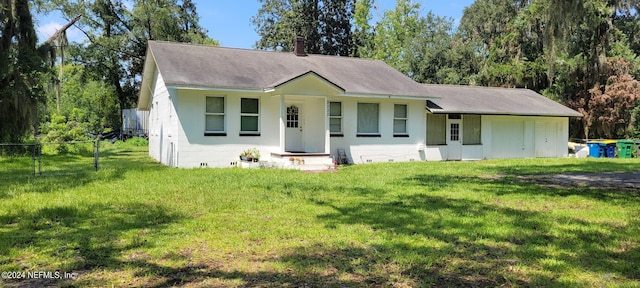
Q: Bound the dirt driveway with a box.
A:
[517,171,640,189]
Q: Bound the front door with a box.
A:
[447,119,462,160]
[285,104,304,152]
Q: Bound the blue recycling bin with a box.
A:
[587,142,604,158]
[604,144,616,158]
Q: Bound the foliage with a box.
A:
[41,112,90,153]
[404,12,481,85]
[44,64,120,134]
[252,0,355,56]
[351,0,373,57]
[581,59,640,138]
[240,148,261,160]
[126,136,149,147]
[0,0,48,143]
[458,0,640,139]
[1,149,640,286]
[38,0,218,131]
[363,0,421,74]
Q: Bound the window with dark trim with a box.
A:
[205,96,225,136]
[240,98,259,135]
[357,102,380,136]
[393,104,408,136]
[329,102,342,135]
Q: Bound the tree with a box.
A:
[580,59,640,138]
[457,0,640,138]
[0,0,48,143]
[40,0,217,132]
[44,64,119,134]
[351,0,374,57]
[252,0,355,56]
[319,0,354,56]
[405,12,480,85]
[459,0,546,89]
[364,0,421,74]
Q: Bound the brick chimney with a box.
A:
[294,36,306,56]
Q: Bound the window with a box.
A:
[450,123,460,141]
[426,113,446,145]
[357,103,379,136]
[240,98,259,134]
[393,104,408,136]
[329,102,342,135]
[205,96,225,135]
[463,115,481,144]
[287,105,299,128]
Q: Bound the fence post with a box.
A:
[37,143,42,175]
[31,144,36,176]
[94,140,99,171]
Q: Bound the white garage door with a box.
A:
[535,122,559,158]
[491,120,526,158]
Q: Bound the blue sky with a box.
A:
[35,0,475,49]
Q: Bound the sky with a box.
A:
[35,0,475,49]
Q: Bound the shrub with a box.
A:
[128,137,149,147]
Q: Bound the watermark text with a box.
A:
[2,271,78,280]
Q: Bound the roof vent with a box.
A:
[294,36,306,57]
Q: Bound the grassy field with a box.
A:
[1,141,639,287]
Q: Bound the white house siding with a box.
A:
[329,97,426,164]
[174,89,281,168]
[148,68,177,166]
[425,115,569,160]
[482,115,569,159]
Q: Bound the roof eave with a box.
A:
[166,84,265,93]
[428,110,583,117]
[340,92,440,101]
[137,44,156,111]
[267,71,346,93]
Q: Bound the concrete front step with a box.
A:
[270,152,334,166]
[237,161,336,171]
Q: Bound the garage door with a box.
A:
[535,122,558,158]
[491,120,526,158]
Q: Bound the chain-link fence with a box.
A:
[0,140,100,177]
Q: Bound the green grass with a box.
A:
[1,142,640,287]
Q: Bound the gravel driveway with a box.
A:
[517,171,640,189]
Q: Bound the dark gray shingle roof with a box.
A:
[148,40,433,97]
[424,84,582,117]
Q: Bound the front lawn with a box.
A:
[1,143,639,287]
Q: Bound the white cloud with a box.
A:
[37,21,84,44]
[37,22,62,41]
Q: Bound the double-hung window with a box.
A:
[393,104,408,136]
[329,102,342,136]
[205,96,225,136]
[240,98,260,135]
[357,102,380,136]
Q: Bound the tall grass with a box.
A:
[1,144,639,287]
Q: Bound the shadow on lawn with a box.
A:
[308,175,640,286]
[0,150,161,198]
[482,160,640,175]
[407,173,640,201]
[0,202,183,287]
